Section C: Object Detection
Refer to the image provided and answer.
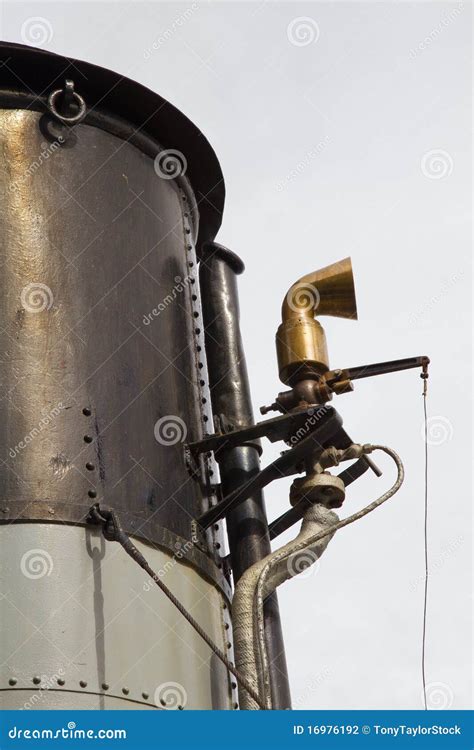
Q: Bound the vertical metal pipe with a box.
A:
[199,241,291,709]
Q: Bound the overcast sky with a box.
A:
[1,1,471,710]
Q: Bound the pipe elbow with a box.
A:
[277,257,358,385]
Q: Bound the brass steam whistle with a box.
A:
[261,257,429,415]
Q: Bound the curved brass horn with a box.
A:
[276,257,358,385]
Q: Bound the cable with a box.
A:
[86,504,266,710]
[254,444,405,708]
[421,366,429,710]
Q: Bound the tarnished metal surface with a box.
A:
[0,41,224,248]
[0,525,232,710]
[0,109,227,587]
[0,43,237,714]
[199,245,291,709]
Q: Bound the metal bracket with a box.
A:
[187,404,337,456]
[193,407,380,532]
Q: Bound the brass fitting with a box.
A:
[276,257,358,385]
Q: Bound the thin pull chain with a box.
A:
[421,361,429,710]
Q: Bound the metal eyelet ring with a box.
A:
[47,87,87,124]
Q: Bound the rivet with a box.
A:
[8,678,17,686]
[32,676,41,685]
[79,680,87,688]
[83,435,93,443]
[88,490,97,499]
[233,702,239,709]
[231,681,237,689]
[57,678,65,686]
[178,705,184,710]
[86,462,95,471]
[142,692,149,700]
[82,408,92,417]
[122,687,129,696]
[102,683,109,691]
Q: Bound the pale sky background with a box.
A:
[0,0,471,710]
